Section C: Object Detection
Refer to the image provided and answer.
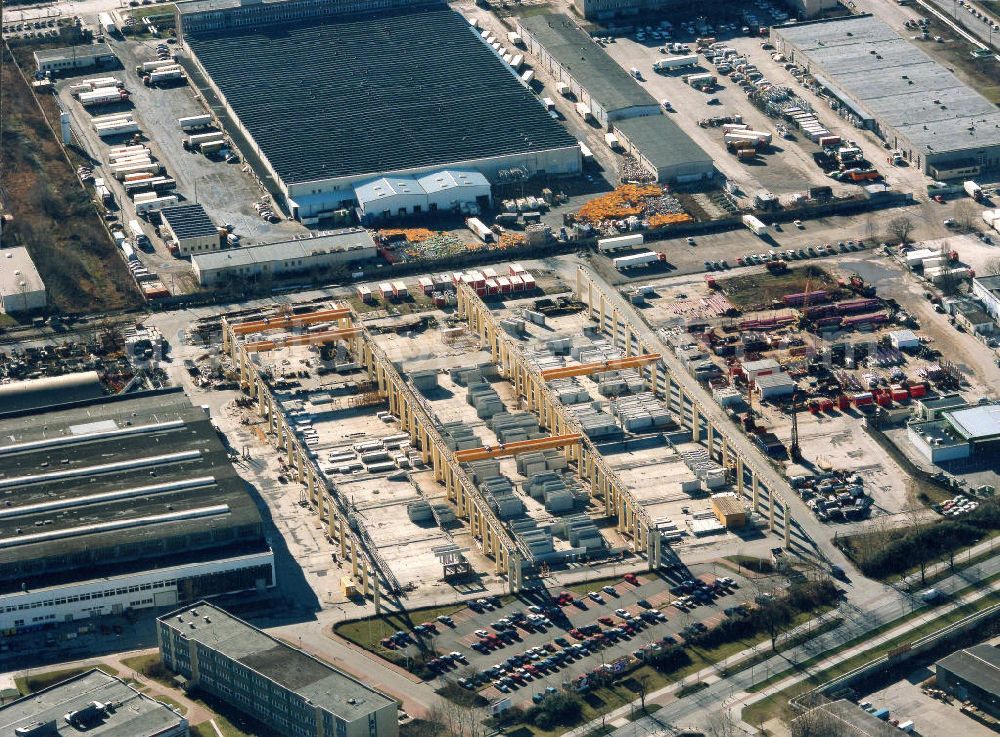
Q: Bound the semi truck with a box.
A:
[113,163,163,180]
[743,214,767,236]
[613,251,661,270]
[128,219,150,247]
[145,67,185,86]
[653,54,698,72]
[98,11,117,36]
[466,217,494,243]
[598,233,643,252]
[79,88,130,107]
[964,180,984,201]
[136,59,175,75]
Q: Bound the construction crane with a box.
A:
[243,326,360,353]
[539,354,661,381]
[454,433,583,463]
[232,307,351,336]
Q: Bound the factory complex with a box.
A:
[772,15,1000,177]
[181,2,580,221]
[0,389,274,634]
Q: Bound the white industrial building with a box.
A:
[755,372,796,399]
[972,274,1000,322]
[742,358,781,383]
[192,228,377,287]
[908,402,1000,464]
[889,329,920,350]
[34,43,117,74]
[355,169,492,224]
[0,247,46,313]
[160,203,220,256]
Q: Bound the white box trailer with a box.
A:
[653,54,698,71]
[80,88,128,107]
[604,132,621,150]
[134,195,178,214]
[520,70,534,85]
[466,217,494,243]
[199,140,224,154]
[187,131,223,147]
[113,163,162,180]
[613,251,659,270]
[178,114,212,131]
[134,192,158,204]
[579,142,594,161]
[95,121,139,138]
[138,59,175,74]
[108,144,148,158]
[598,233,643,252]
[111,156,154,169]
[575,101,594,122]
[722,123,750,132]
[541,97,555,111]
[743,214,767,236]
[510,54,523,71]
[741,129,772,144]
[556,82,571,97]
[507,30,523,46]
[148,67,185,83]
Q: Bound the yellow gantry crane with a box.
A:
[539,354,661,381]
[454,433,584,463]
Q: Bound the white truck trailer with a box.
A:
[575,102,594,122]
[598,233,643,252]
[466,217,494,243]
[743,214,767,236]
[613,251,660,270]
[653,54,698,72]
[178,114,212,131]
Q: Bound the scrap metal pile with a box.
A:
[574,185,692,231]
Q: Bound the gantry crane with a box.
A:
[454,433,583,463]
[539,354,661,381]
[232,307,352,336]
[243,326,360,353]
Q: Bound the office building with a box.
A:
[34,43,117,74]
[159,602,399,737]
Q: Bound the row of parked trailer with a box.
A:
[71,76,130,108]
[105,144,179,214]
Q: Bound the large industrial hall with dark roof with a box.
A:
[0,388,274,634]
[179,0,581,221]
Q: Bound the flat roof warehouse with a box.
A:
[772,15,1000,171]
[182,3,580,217]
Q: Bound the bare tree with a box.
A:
[704,708,741,737]
[953,200,977,231]
[635,672,650,712]
[864,214,877,244]
[791,707,851,737]
[984,257,1000,276]
[887,215,915,244]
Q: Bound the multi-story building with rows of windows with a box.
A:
[158,602,399,737]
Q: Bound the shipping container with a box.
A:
[94,121,140,138]
[742,214,767,236]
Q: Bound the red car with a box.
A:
[623,573,639,585]
[598,616,615,626]
[569,628,584,639]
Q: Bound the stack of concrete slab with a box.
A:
[479,474,524,519]
[567,403,619,438]
[516,449,568,477]
[501,317,526,337]
[523,470,577,513]
[467,381,505,419]
[466,458,501,484]
[440,421,483,451]
[430,503,457,526]
[488,412,544,444]
[407,499,434,523]
[550,377,591,405]
[510,517,556,558]
[411,369,439,393]
[713,386,745,408]
[596,369,647,397]
[551,514,604,552]
[527,348,565,373]
[679,447,727,489]
[610,392,674,432]
[546,337,573,355]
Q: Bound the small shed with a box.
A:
[710,493,747,528]
[889,329,920,350]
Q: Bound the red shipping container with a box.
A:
[909,384,927,398]
[837,395,851,410]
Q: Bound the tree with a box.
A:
[985,256,1000,276]
[635,672,650,712]
[864,214,877,244]
[887,215,915,244]
[704,709,741,737]
[954,199,977,231]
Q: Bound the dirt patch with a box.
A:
[1,44,141,315]
[715,264,843,311]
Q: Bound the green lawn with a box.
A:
[334,601,478,653]
[742,590,1000,726]
[121,653,177,689]
[15,663,119,695]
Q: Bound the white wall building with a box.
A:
[355,169,492,223]
[0,247,46,313]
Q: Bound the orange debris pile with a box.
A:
[380,228,436,242]
[648,212,694,228]
[577,184,663,223]
[499,232,527,249]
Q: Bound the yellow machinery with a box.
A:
[454,433,583,463]
[539,354,661,381]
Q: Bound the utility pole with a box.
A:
[789,392,801,462]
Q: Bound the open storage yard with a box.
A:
[0,45,141,314]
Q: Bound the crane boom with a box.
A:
[454,434,583,462]
[539,354,661,381]
[243,326,360,353]
[232,307,351,335]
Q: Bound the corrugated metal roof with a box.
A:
[938,643,1000,694]
[193,228,376,270]
[518,14,658,115]
[612,115,713,172]
[186,7,577,185]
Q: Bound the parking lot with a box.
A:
[380,564,767,703]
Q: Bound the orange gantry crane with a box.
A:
[539,354,661,381]
[243,326,360,353]
[232,306,351,336]
[454,433,583,463]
